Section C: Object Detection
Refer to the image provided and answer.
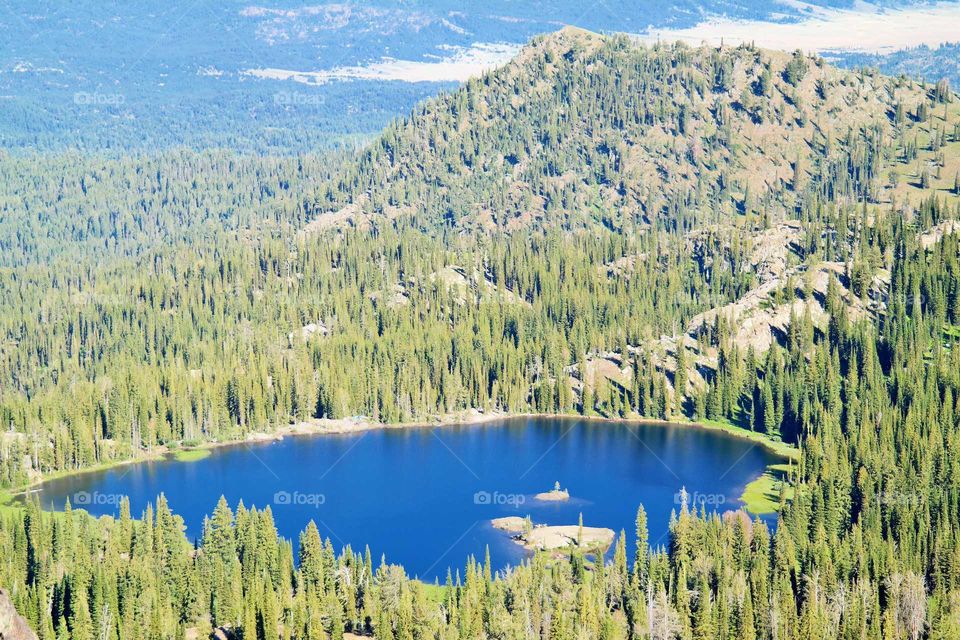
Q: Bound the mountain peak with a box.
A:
[554,24,597,37]
[545,24,602,43]
[313,30,960,233]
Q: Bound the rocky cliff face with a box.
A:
[0,590,37,640]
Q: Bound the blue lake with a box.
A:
[35,417,780,581]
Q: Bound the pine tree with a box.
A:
[763,381,776,434]
[674,345,687,414]
[633,506,649,588]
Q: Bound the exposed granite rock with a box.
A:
[0,589,38,640]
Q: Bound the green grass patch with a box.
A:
[740,462,794,515]
[0,489,20,516]
[171,448,212,463]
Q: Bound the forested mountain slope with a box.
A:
[2,30,960,484]
[315,27,960,233]
[3,26,960,640]
[831,42,960,93]
[0,150,333,266]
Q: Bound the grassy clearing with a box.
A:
[0,489,20,516]
[171,448,212,463]
[740,462,795,515]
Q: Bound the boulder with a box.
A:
[0,589,38,640]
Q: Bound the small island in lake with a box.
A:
[534,481,570,502]
[491,514,614,552]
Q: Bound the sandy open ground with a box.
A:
[521,525,615,551]
[491,516,529,533]
[534,488,570,502]
[492,518,615,552]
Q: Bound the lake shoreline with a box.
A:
[10,410,798,513]
[283,410,798,458]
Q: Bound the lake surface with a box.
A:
[36,417,780,581]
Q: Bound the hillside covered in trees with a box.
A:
[2,29,959,484]
[316,27,960,232]
[2,28,960,639]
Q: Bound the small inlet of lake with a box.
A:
[34,417,780,581]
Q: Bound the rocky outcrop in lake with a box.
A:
[491,518,615,552]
